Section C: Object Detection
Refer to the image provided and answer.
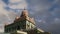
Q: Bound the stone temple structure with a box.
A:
[4,9,51,34]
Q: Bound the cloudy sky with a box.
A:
[0,0,60,34]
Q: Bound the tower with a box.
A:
[4,9,36,34]
[20,9,36,30]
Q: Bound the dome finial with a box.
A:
[20,7,28,17]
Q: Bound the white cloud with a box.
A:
[0,0,17,32]
[9,0,22,3]
[27,0,60,34]
[8,0,27,9]
[0,0,16,21]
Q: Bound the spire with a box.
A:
[20,8,28,17]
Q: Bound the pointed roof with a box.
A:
[20,9,28,17]
[20,9,35,24]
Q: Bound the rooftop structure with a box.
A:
[4,9,50,34]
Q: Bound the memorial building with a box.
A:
[4,9,50,34]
